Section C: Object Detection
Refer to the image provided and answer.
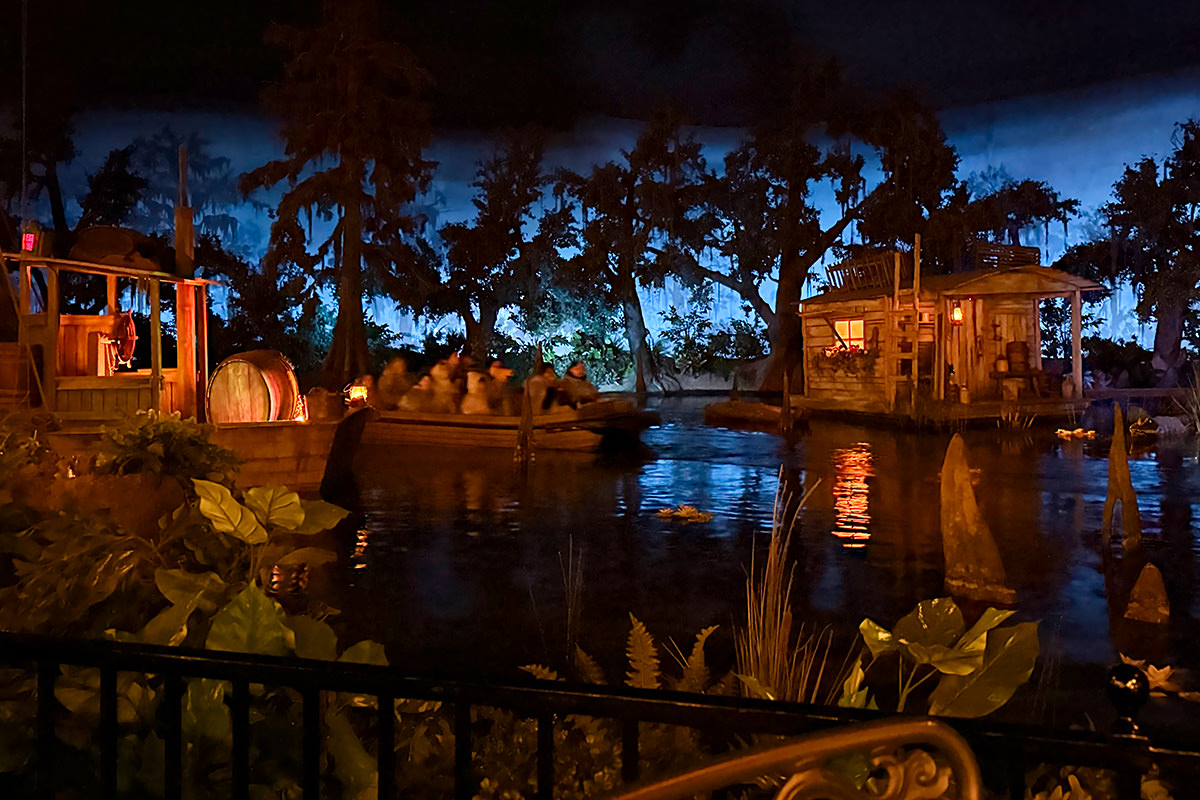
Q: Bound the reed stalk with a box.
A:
[735,474,851,705]
[1183,364,1200,434]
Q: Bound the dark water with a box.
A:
[336,396,1200,728]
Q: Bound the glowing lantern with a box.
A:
[950,301,964,325]
[347,384,368,407]
[21,231,37,252]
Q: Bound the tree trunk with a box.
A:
[762,256,805,391]
[320,194,371,389]
[616,267,649,393]
[1151,292,1187,385]
[463,300,499,362]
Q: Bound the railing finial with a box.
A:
[1106,663,1149,737]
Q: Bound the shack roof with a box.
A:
[801,265,1104,308]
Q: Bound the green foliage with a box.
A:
[1040,298,1105,361]
[240,2,435,385]
[1083,336,1158,388]
[0,419,383,797]
[93,409,240,484]
[856,597,1039,717]
[475,616,727,800]
[659,299,770,378]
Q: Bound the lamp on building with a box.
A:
[950,301,964,325]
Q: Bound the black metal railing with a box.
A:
[2,631,1197,800]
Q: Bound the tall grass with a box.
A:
[1183,364,1200,434]
[735,473,855,705]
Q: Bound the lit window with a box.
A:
[833,319,865,350]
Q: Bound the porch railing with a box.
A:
[1,631,1197,800]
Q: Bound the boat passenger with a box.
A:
[427,361,460,414]
[376,357,413,410]
[487,360,518,414]
[460,371,494,415]
[559,360,600,408]
[525,364,560,413]
[395,375,434,412]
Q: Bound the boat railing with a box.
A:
[0,631,1194,800]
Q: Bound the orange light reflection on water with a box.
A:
[831,443,873,548]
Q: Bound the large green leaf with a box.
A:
[339,640,388,666]
[928,622,1040,718]
[858,618,898,659]
[183,678,230,741]
[139,603,194,646]
[154,568,228,613]
[277,546,338,567]
[244,485,305,530]
[955,608,1017,655]
[326,709,377,799]
[192,479,267,545]
[288,615,339,661]
[901,641,982,676]
[206,584,295,656]
[837,656,878,710]
[893,597,965,648]
[290,499,351,535]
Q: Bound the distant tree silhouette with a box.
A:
[431,131,548,360]
[1057,120,1200,382]
[691,87,958,387]
[128,127,246,249]
[556,112,708,392]
[240,0,434,389]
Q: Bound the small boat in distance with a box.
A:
[364,397,659,452]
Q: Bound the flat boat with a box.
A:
[365,397,658,452]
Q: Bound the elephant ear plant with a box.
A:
[851,596,1040,717]
[0,410,396,797]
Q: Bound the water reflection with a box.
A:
[830,444,873,548]
[339,397,1200,719]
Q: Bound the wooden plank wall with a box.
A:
[803,301,887,404]
[55,371,179,418]
[946,297,1040,401]
[57,315,117,376]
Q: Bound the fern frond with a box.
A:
[676,625,719,693]
[625,614,660,689]
[574,645,606,684]
[519,664,561,682]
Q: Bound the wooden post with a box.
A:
[106,276,118,313]
[45,265,59,410]
[150,279,162,411]
[174,145,195,278]
[892,252,901,309]
[800,312,810,397]
[935,307,945,400]
[176,282,196,418]
[197,284,209,421]
[913,234,921,311]
[1071,290,1083,397]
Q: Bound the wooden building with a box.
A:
[798,245,1104,423]
[1,250,213,421]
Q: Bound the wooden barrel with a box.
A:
[1005,341,1030,373]
[207,350,301,424]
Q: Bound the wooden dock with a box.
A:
[790,395,1093,428]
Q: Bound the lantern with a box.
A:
[347,384,369,407]
[950,301,964,325]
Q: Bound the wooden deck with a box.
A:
[790,395,1093,428]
